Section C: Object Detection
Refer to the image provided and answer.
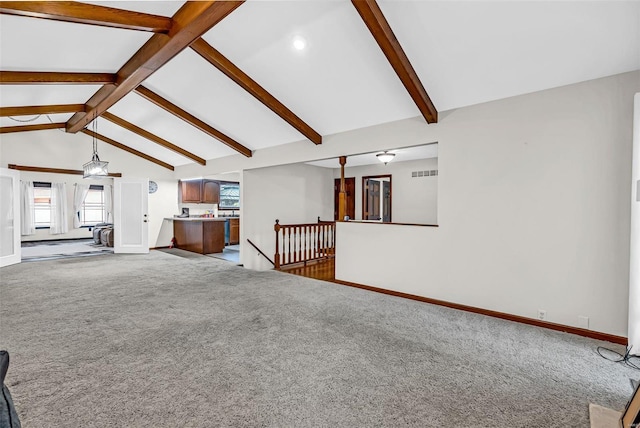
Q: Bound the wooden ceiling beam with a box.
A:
[0,122,65,133]
[0,1,172,33]
[351,0,438,123]
[101,112,205,166]
[0,71,115,85]
[190,38,322,145]
[134,85,252,158]
[66,1,244,134]
[8,163,121,177]
[0,104,85,117]
[80,129,174,171]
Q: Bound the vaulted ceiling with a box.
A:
[1,1,639,171]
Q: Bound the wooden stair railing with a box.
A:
[274,218,335,270]
[246,239,275,266]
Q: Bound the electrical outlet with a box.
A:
[578,316,589,329]
[537,309,546,320]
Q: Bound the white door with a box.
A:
[0,168,21,267]
[113,177,149,254]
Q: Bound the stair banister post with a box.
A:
[274,219,281,269]
[338,156,347,221]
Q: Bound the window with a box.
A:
[80,185,106,226]
[219,182,240,208]
[33,182,52,228]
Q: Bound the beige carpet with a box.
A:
[1,250,638,427]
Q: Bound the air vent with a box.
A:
[411,170,438,178]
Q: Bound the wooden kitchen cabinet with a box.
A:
[180,180,203,203]
[179,179,220,204]
[173,219,225,254]
[229,218,240,245]
[202,180,220,204]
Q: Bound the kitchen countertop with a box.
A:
[165,217,229,221]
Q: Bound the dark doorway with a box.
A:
[363,175,392,222]
[365,179,380,220]
[382,180,391,222]
[334,177,355,221]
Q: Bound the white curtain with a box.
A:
[50,182,69,235]
[20,180,35,236]
[104,184,113,223]
[73,183,90,228]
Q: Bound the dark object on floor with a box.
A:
[92,223,113,245]
[0,351,21,428]
[100,228,114,247]
[623,378,640,427]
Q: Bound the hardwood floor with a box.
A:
[280,258,335,281]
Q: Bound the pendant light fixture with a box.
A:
[376,151,395,165]
[83,113,109,178]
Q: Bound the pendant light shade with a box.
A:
[376,151,395,165]
[83,155,108,178]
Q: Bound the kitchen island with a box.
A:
[170,217,227,254]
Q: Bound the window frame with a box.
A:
[79,184,107,227]
[33,181,52,229]
[218,181,240,209]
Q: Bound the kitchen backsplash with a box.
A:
[179,203,240,217]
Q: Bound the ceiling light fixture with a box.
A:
[376,151,395,165]
[292,36,306,51]
[83,114,109,179]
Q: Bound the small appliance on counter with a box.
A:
[176,207,189,218]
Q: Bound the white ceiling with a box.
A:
[1,1,639,169]
[380,1,640,112]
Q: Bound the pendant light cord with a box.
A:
[8,114,41,123]
[92,111,99,160]
[9,114,66,133]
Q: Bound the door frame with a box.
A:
[362,174,392,222]
[0,167,21,267]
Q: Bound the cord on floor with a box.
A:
[597,346,640,370]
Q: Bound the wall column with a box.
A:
[338,156,347,221]
[629,93,640,354]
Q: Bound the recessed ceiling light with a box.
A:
[292,36,306,51]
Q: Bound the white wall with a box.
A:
[205,172,240,182]
[630,93,640,353]
[332,72,639,338]
[149,180,179,248]
[333,157,438,224]
[241,163,334,270]
[0,129,178,248]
